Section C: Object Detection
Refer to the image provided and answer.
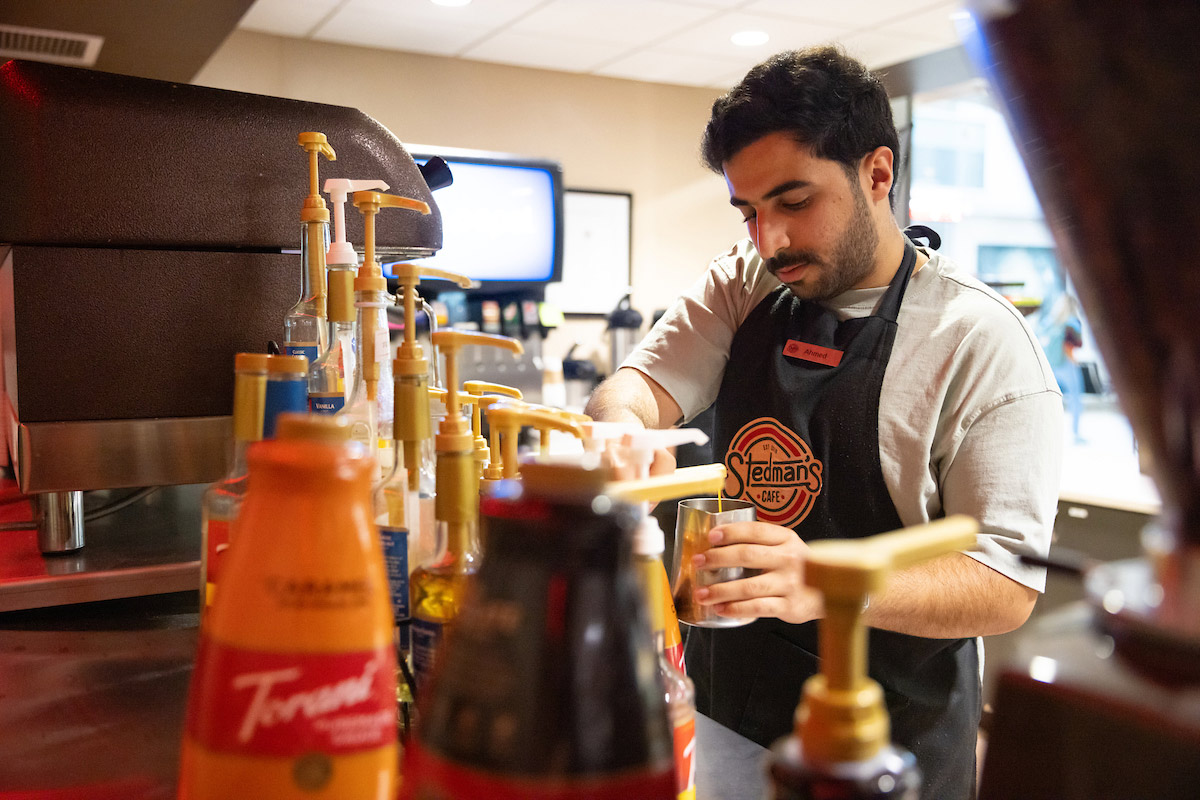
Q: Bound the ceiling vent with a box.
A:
[0,24,104,68]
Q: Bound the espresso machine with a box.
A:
[0,60,442,612]
[964,3,1200,797]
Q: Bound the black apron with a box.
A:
[687,231,980,799]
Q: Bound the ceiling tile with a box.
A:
[238,0,341,37]
[332,0,546,28]
[594,49,749,87]
[836,29,948,69]
[653,11,852,59]
[874,2,966,43]
[744,0,944,30]
[463,30,626,72]
[508,0,714,48]
[314,5,495,55]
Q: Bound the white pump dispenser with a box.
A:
[323,178,389,267]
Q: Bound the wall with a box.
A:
[193,30,746,367]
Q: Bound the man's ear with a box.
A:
[861,146,894,204]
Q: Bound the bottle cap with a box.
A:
[235,352,271,373]
[267,354,309,375]
[275,412,352,443]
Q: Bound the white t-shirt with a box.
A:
[625,239,1063,591]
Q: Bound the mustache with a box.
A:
[765,250,824,276]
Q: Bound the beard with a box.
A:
[765,184,880,302]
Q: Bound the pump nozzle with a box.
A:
[298,132,336,223]
[352,191,433,402]
[463,381,523,479]
[483,401,585,480]
[324,178,389,266]
[606,463,727,505]
[352,191,432,281]
[431,330,523,454]
[798,515,978,764]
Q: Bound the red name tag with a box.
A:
[784,339,843,367]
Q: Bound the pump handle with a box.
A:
[352,190,430,216]
[606,464,727,505]
[391,262,475,289]
[463,380,523,400]
[805,515,978,596]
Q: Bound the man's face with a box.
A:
[724,132,880,301]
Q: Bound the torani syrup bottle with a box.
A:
[401,459,675,799]
[179,414,398,799]
[768,516,978,800]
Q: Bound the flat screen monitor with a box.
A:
[400,146,564,295]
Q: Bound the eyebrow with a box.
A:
[729,179,812,207]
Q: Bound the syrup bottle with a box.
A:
[481,401,585,480]
[200,352,268,612]
[179,414,398,799]
[408,329,524,691]
[401,459,675,799]
[389,263,473,559]
[340,191,431,478]
[768,515,978,800]
[284,132,335,363]
[610,461,730,800]
[308,177,388,413]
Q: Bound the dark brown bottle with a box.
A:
[400,461,675,799]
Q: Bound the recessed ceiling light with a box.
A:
[431,0,471,7]
[731,30,769,47]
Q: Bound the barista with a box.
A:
[585,47,1062,798]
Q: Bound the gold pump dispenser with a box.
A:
[342,191,431,464]
[390,263,473,493]
[284,132,336,362]
[408,330,524,689]
[769,515,978,796]
[484,402,587,480]
[462,380,523,482]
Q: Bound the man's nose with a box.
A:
[754,212,789,258]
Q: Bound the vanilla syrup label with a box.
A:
[185,639,396,757]
[309,392,345,414]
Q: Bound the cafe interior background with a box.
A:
[1,0,1155,701]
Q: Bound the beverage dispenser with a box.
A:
[0,59,442,611]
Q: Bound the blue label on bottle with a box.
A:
[263,378,308,438]
[309,393,345,414]
[378,525,410,621]
[285,343,318,363]
[411,617,443,690]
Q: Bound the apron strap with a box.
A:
[903,224,942,250]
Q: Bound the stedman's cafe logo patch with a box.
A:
[724,417,823,529]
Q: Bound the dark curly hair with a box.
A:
[701,46,899,204]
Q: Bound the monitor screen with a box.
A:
[398,150,563,289]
